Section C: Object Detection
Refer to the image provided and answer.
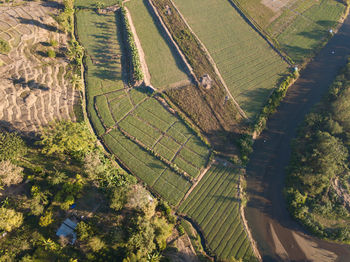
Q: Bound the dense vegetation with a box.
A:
[0,122,175,261]
[286,59,350,243]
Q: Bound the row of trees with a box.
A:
[286,59,350,243]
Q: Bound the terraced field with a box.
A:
[0,1,78,135]
[179,165,254,260]
[173,0,288,118]
[233,0,346,63]
[76,7,210,205]
[125,0,189,89]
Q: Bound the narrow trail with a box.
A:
[245,13,350,262]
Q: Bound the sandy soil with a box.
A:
[245,12,350,262]
[0,1,79,135]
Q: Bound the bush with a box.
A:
[0,208,23,232]
[39,210,53,227]
[0,160,24,187]
[0,38,10,54]
[47,49,56,58]
[0,131,27,161]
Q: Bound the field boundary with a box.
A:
[167,0,248,120]
[124,7,151,86]
[227,0,293,65]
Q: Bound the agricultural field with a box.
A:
[0,1,79,135]
[233,0,346,63]
[76,8,125,135]
[76,5,210,205]
[173,0,288,118]
[75,0,121,8]
[125,0,189,89]
[179,165,254,260]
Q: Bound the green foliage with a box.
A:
[76,221,93,241]
[0,207,23,232]
[0,38,10,54]
[120,7,143,82]
[286,59,350,242]
[39,121,95,161]
[39,210,53,227]
[47,49,56,58]
[89,236,105,252]
[0,131,27,161]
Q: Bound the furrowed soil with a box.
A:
[245,12,350,262]
[0,1,79,135]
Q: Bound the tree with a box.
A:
[0,38,10,54]
[0,131,27,161]
[0,207,23,232]
[126,185,157,218]
[40,121,95,161]
[0,160,24,187]
[88,236,105,252]
[39,210,53,227]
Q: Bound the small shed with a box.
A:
[56,218,78,244]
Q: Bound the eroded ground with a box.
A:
[0,1,78,135]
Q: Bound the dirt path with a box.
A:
[245,12,350,262]
[169,0,248,119]
[124,7,151,86]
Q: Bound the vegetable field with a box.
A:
[179,165,254,260]
[76,7,210,205]
[173,0,288,118]
[233,0,346,63]
[125,0,189,89]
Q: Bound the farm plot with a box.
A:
[103,128,192,205]
[233,0,346,63]
[0,1,79,135]
[179,165,254,261]
[173,0,288,118]
[118,98,211,178]
[76,9,125,135]
[125,0,189,89]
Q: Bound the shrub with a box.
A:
[47,49,56,58]
[39,210,53,227]
[0,207,23,232]
[0,131,27,161]
[0,160,24,187]
[0,38,10,54]
[89,236,105,252]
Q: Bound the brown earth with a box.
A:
[0,1,79,135]
[245,12,350,262]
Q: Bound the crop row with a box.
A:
[179,165,254,260]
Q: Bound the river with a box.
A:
[245,13,350,262]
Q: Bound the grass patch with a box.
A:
[125,0,188,89]
[178,165,254,260]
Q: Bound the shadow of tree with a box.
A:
[9,77,49,91]
[16,17,61,33]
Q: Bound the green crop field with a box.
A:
[76,9,124,135]
[179,165,254,260]
[173,0,288,118]
[118,97,211,178]
[75,0,121,8]
[233,0,346,63]
[125,0,188,89]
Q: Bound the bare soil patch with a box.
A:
[0,1,79,135]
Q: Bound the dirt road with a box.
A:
[245,14,350,262]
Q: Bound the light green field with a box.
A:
[179,165,254,260]
[76,9,124,135]
[233,0,346,63]
[75,0,121,8]
[173,0,288,118]
[103,128,192,205]
[275,0,345,63]
[125,0,188,89]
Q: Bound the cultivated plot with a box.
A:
[173,0,288,118]
[0,1,78,134]
[179,165,254,260]
[126,0,189,89]
[76,9,125,135]
[234,0,346,63]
